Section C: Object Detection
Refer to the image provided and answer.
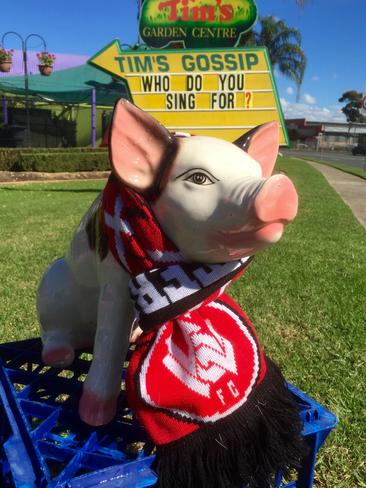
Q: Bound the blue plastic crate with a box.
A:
[0,338,337,488]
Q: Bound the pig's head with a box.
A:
[109,99,298,263]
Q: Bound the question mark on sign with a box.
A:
[245,92,252,109]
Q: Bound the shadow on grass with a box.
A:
[0,187,101,194]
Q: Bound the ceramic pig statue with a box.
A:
[38,99,304,488]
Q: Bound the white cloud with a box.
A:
[302,93,317,105]
[311,75,319,81]
[286,86,294,95]
[280,98,346,123]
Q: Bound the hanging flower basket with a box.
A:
[38,64,53,76]
[0,48,14,72]
[36,51,56,76]
[0,61,12,73]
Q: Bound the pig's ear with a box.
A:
[233,121,279,177]
[109,99,177,192]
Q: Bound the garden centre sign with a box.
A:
[89,41,288,144]
[139,0,258,48]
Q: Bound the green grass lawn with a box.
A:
[0,159,365,487]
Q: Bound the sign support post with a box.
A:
[360,92,366,171]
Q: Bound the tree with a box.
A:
[240,16,306,92]
[338,91,366,123]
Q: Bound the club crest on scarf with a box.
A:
[139,300,261,422]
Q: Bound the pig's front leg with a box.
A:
[79,254,134,426]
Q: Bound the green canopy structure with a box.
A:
[0,64,132,147]
[0,63,130,106]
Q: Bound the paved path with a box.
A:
[306,161,366,230]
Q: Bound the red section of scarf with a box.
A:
[102,174,180,275]
[127,294,267,445]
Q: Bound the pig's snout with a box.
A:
[254,174,298,225]
[249,174,298,245]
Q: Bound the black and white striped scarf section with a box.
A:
[129,257,252,331]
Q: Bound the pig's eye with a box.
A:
[181,169,218,186]
[187,173,212,185]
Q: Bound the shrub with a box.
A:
[0,148,110,172]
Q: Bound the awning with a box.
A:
[0,63,130,106]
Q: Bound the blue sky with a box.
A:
[1,0,365,122]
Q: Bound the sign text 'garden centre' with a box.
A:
[89,41,288,144]
[139,0,258,48]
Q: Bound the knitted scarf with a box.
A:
[102,174,305,488]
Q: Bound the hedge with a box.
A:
[2,147,107,152]
[0,148,110,172]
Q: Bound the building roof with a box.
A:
[286,118,366,135]
[0,62,130,106]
